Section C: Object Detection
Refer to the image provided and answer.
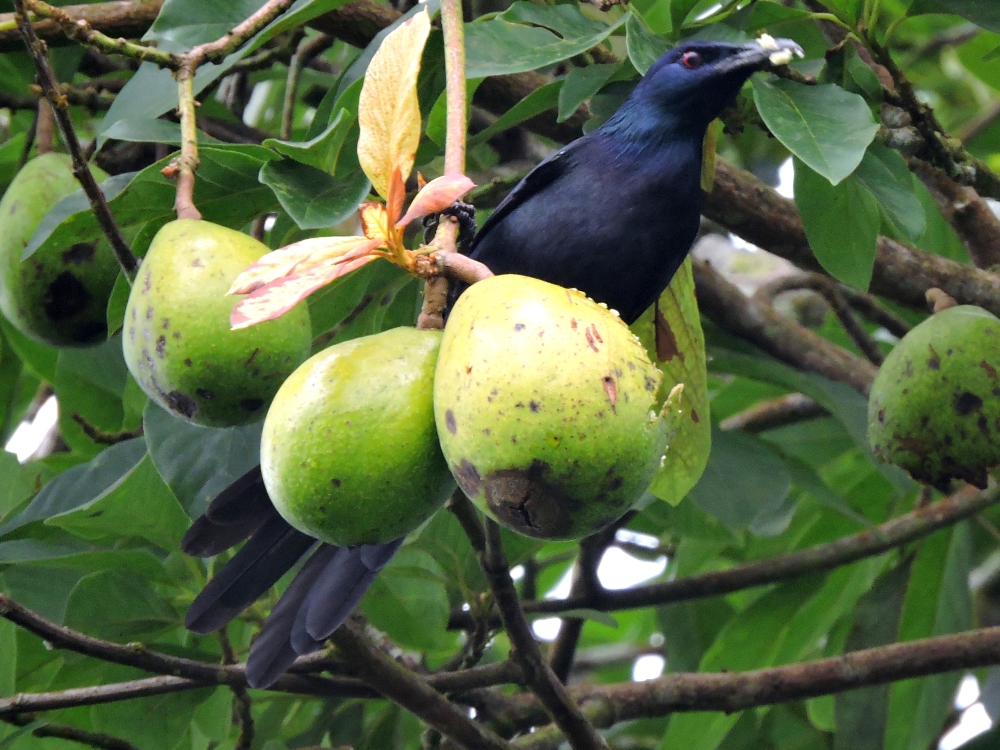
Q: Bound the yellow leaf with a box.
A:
[630,257,711,506]
[229,237,381,331]
[360,202,392,243]
[357,9,431,199]
[229,236,380,295]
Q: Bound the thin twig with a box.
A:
[718,393,829,433]
[185,0,296,68]
[2,714,141,750]
[280,33,334,139]
[448,484,1000,629]
[481,520,610,750]
[755,272,885,365]
[218,630,254,750]
[169,63,201,220]
[838,285,912,339]
[330,621,512,750]
[693,261,879,395]
[14,0,138,281]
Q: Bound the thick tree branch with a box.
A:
[693,261,878,395]
[0,675,206,716]
[704,161,1000,317]
[13,0,139,280]
[448,484,1000,629]
[330,621,512,750]
[501,623,1000,746]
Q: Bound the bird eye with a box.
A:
[680,51,703,69]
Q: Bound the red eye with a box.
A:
[681,51,703,69]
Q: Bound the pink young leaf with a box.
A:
[229,236,380,295]
[396,174,476,228]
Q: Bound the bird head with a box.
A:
[627,36,804,135]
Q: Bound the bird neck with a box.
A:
[600,100,708,162]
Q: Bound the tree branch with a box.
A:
[718,392,828,433]
[481,520,610,750]
[755,271,885,365]
[693,260,878,395]
[13,0,139,281]
[2,714,140,750]
[502,623,1000,747]
[448,484,1000,629]
[329,621,513,750]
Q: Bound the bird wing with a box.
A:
[470,139,585,251]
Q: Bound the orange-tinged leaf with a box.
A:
[228,236,380,295]
[357,9,430,199]
[387,167,406,225]
[396,174,476,228]
[231,254,380,330]
[360,202,391,242]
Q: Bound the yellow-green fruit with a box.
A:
[261,327,456,546]
[435,275,674,540]
[868,305,1000,489]
[123,219,311,427]
[0,153,119,346]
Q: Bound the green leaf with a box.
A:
[145,0,270,47]
[752,77,878,185]
[427,78,483,145]
[687,427,791,530]
[100,118,221,146]
[558,64,619,122]
[53,336,129,436]
[0,618,14,697]
[106,273,130,338]
[885,523,973,750]
[263,108,356,174]
[28,146,280,260]
[656,598,734,673]
[0,319,57,383]
[0,721,43,750]
[259,161,371,230]
[362,547,448,651]
[90,676,211,750]
[46,456,189,550]
[63,570,177,640]
[630,258,711,506]
[0,439,146,536]
[143,402,262,517]
[626,13,670,75]
[468,81,563,148]
[853,144,926,242]
[834,561,911,750]
[0,451,52,525]
[0,539,168,581]
[24,172,136,260]
[909,0,1000,33]
[794,158,881,289]
[465,4,626,78]
[672,0,706,30]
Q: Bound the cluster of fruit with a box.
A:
[6,153,999,544]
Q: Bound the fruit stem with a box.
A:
[171,64,202,221]
[12,0,139,281]
[417,0,469,331]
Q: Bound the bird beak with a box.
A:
[715,35,805,75]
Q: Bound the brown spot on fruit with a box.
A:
[529,400,540,412]
[245,348,259,368]
[43,271,91,322]
[156,335,167,358]
[514,323,525,331]
[980,361,998,380]
[453,459,481,497]
[184,358,193,367]
[953,391,983,416]
[927,345,940,370]
[331,478,341,487]
[240,398,264,413]
[196,388,215,400]
[445,409,457,435]
[691,409,699,423]
[602,375,618,409]
[165,390,198,418]
[585,326,599,352]
[61,242,95,265]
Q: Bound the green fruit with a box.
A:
[434,275,676,540]
[868,305,1000,489]
[261,327,455,546]
[123,219,311,427]
[0,153,119,346]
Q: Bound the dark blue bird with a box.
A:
[182,36,803,688]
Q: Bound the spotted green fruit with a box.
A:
[435,275,680,540]
[123,219,311,427]
[261,327,455,546]
[868,305,1000,489]
[0,153,119,346]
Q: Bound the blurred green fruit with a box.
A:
[868,305,1000,489]
[0,153,119,346]
[123,219,311,426]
